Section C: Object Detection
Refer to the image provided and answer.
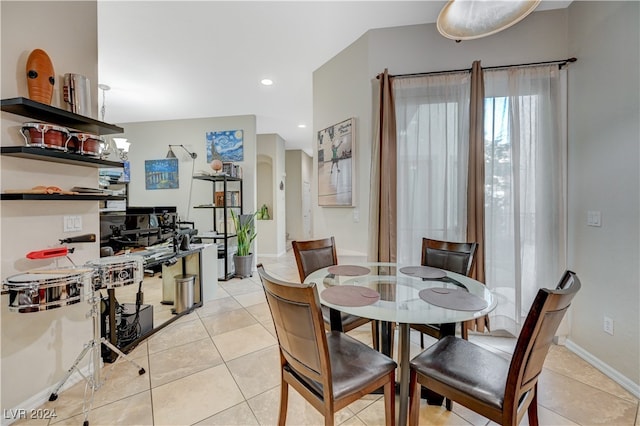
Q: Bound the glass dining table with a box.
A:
[304,262,496,426]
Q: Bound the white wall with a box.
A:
[1,0,99,412]
[313,35,371,254]
[256,134,286,257]
[566,1,640,390]
[120,116,257,233]
[313,4,639,392]
[285,149,313,242]
[313,9,569,255]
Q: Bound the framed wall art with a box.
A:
[206,129,244,162]
[145,158,179,190]
[317,118,355,207]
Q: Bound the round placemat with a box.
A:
[400,266,447,279]
[418,287,488,311]
[321,286,380,307]
[327,265,371,276]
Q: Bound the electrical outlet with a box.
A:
[603,316,614,335]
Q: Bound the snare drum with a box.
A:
[86,255,143,289]
[3,269,91,313]
[69,132,105,157]
[20,122,71,151]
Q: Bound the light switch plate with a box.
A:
[63,215,82,232]
[587,210,601,227]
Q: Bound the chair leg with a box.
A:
[420,332,424,349]
[390,322,396,359]
[461,321,469,340]
[278,380,289,426]
[383,371,396,426]
[445,398,452,411]
[527,385,539,426]
[324,414,335,426]
[409,370,420,426]
[372,320,379,350]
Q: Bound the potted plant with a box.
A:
[230,209,257,278]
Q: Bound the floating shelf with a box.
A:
[0,194,126,201]
[197,234,238,240]
[0,146,124,168]
[193,175,242,182]
[1,97,124,135]
[193,205,241,209]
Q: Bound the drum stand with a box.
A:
[48,285,146,426]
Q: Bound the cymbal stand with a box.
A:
[48,283,146,426]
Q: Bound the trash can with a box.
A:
[174,274,195,314]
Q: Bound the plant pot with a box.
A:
[234,253,253,278]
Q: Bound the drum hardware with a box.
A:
[47,255,146,426]
[2,250,147,426]
[47,286,145,426]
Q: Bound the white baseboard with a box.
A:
[257,250,287,258]
[1,365,92,426]
[565,338,640,399]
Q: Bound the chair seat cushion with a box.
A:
[291,331,397,401]
[410,335,509,410]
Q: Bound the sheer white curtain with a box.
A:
[394,73,471,265]
[483,65,567,334]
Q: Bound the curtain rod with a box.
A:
[380,57,577,79]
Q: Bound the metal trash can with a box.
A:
[174,274,195,314]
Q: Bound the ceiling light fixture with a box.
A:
[260,78,273,86]
[437,0,541,41]
[298,124,306,128]
[98,84,110,121]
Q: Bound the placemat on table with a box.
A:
[326,265,371,276]
[321,286,380,307]
[418,287,488,311]
[400,265,447,279]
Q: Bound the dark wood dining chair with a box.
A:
[257,264,397,426]
[408,270,581,426]
[411,238,478,346]
[292,237,378,347]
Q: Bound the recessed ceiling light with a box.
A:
[261,78,273,86]
[298,124,306,128]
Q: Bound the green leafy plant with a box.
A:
[231,210,257,257]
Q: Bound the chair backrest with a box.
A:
[292,236,338,282]
[505,270,581,415]
[421,238,478,276]
[257,264,332,392]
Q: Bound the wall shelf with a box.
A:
[1,97,124,135]
[0,146,124,168]
[193,175,242,183]
[0,194,126,201]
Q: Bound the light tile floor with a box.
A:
[16,251,639,425]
